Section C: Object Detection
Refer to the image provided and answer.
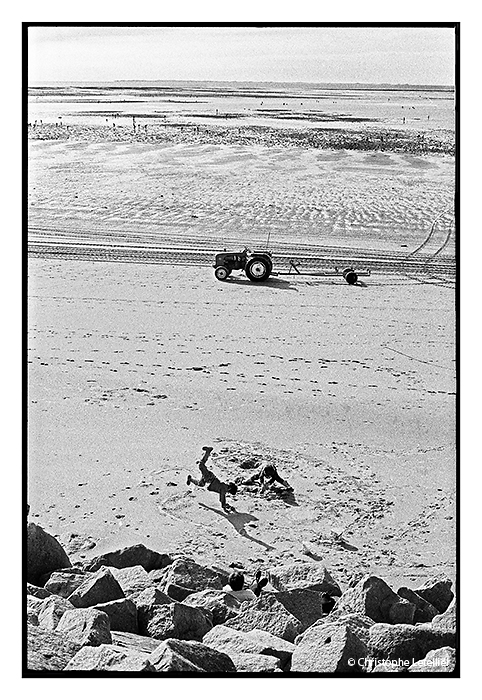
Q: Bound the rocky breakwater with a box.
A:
[26,522,457,674]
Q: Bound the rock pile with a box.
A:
[26,523,457,674]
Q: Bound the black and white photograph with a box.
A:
[24,23,458,677]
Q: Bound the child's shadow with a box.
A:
[199,503,275,551]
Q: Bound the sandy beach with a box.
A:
[27,256,455,591]
[27,81,456,598]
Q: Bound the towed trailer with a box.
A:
[213,248,371,285]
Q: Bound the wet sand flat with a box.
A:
[28,138,455,255]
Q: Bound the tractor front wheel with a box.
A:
[215,266,231,281]
[245,257,271,283]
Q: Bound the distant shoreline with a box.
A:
[28,80,455,93]
[27,122,455,156]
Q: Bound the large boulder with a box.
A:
[222,594,302,642]
[139,602,212,641]
[183,588,241,626]
[296,613,374,647]
[269,563,342,596]
[27,584,52,600]
[84,544,172,573]
[414,576,454,614]
[68,567,125,608]
[291,622,368,673]
[107,565,152,596]
[64,644,155,672]
[37,594,74,631]
[56,608,112,647]
[148,639,236,673]
[397,586,439,623]
[44,569,88,598]
[203,625,295,668]
[93,598,138,633]
[111,631,162,655]
[333,575,415,624]
[228,652,282,673]
[130,586,172,608]
[431,597,456,634]
[368,623,456,663]
[408,646,457,673]
[27,624,81,671]
[161,557,229,599]
[273,589,334,632]
[27,523,71,585]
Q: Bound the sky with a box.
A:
[27,25,456,86]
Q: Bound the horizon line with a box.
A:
[28,79,455,89]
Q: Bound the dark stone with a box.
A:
[388,599,416,625]
[148,639,236,673]
[27,624,82,671]
[56,608,112,647]
[368,623,456,663]
[397,586,439,623]
[269,563,342,597]
[273,589,335,632]
[414,576,454,614]
[27,523,71,586]
[164,583,197,602]
[93,598,138,633]
[84,544,172,573]
[68,566,125,608]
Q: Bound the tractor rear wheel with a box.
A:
[215,266,230,281]
[342,268,358,285]
[245,257,271,282]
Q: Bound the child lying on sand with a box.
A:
[187,446,237,512]
[241,461,293,492]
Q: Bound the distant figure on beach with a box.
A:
[241,461,293,492]
[187,446,237,511]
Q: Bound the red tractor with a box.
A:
[213,248,273,283]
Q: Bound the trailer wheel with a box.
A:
[215,266,230,281]
[245,258,271,282]
[342,268,358,285]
